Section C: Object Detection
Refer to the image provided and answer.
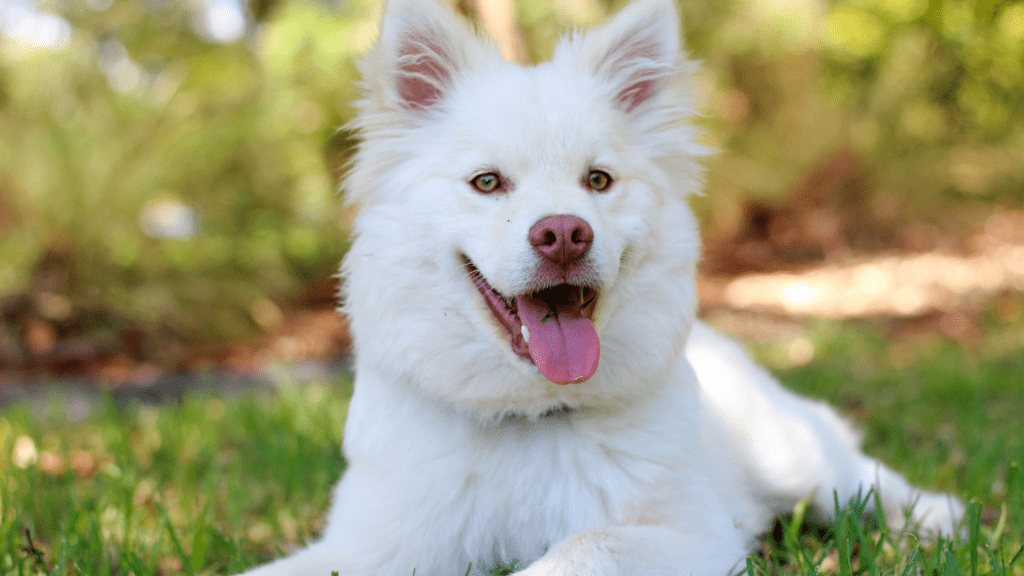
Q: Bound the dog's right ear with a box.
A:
[360,0,498,114]
[553,0,682,114]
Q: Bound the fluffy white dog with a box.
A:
[239,0,963,574]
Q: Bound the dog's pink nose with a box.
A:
[529,215,593,265]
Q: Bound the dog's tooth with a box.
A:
[521,325,530,343]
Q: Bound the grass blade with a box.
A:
[834,492,853,576]
[1008,542,1024,571]
[900,544,921,576]
[161,505,196,576]
[968,501,981,576]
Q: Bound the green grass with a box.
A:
[1,314,1022,575]
[0,380,350,575]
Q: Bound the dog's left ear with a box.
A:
[554,0,681,113]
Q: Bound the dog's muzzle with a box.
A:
[465,215,601,384]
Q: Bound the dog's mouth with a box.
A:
[464,257,600,385]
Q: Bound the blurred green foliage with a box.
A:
[678,0,1024,250]
[0,0,1021,343]
[0,0,374,342]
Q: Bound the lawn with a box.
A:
[1,311,1022,576]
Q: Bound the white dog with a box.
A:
[239,0,963,574]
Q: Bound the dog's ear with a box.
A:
[554,0,681,113]
[361,0,498,113]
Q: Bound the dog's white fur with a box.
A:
[239,0,963,574]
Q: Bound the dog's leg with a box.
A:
[514,524,749,576]
[235,541,349,576]
[687,321,964,536]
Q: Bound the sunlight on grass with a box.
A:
[0,376,350,575]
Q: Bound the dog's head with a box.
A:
[343,0,707,418]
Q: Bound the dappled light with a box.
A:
[721,231,1024,317]
[0,2,1022,575]
[0,0,1022,378]
[724,239,1024,315]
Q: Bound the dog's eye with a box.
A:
[471,173,501,193]
[586,170,612,191]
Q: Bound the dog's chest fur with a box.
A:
[336,373,704,569]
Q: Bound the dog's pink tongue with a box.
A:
[516,291,599,384]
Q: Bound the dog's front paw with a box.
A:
[513,560,565,576]
[513,553,592,576]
